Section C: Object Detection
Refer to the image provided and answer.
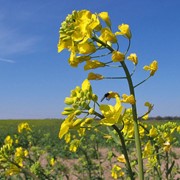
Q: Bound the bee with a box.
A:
[100,92,110,102]
[101,91,119,102]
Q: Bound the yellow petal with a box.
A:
[112,51,125,62]
[84,60,105,70]
[127,53,138,65]
[115,24,132,39]
[81,79,91,92]
[98,12,111,27]
[87,72,103,80]
[78,42,96,54]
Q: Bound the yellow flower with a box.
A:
[57,39,72,53]
[148,126,158,137]
[50,158,55,166]
[81,79,92,92]
[143,140,153,158]
[4,135,13,146]
[84,60,105,70]
[15,147,28,157]
[142,114,149,120]
[5,165,20,176]
[68,51,90,67]
[57,10,101,53]
[115,24,132,39]
[111,165,124,179]
[112,51,125,62]
[18,122,31,133]
[143,60,158,76]
[163,141,171,152]
[121,94,135,104]
[117,154,126,163]
[127,53,138,65]
[98,27,117,45]
[64,133,71,143]
[59,113,75,139]
[87,72,104,80]
[78,42,96,54]
[100,94,123,126]
[69,139,80,152]
[98,12,111,27]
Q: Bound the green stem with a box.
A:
[134,76,151,88]
[92,35,144,179]
[120,61,144,180]
[165,151,169,180]
[112,125,135,180]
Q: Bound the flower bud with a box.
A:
[89,108,95,114]
[64,97,74,105]
[64,107,74,111]
[74,110,81,115]
[92,94,98,102]
[62,111,72,115]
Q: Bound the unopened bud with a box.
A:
[89,108,95,114]
[64,97,74,105]
[92,94,98,102]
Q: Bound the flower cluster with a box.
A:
[59,79,97,143]
[57,9,164,179]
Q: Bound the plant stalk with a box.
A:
[120,61,144,180]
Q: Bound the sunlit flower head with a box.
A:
[98,12,111,27]
[4,135,13,146]
[115,23,132,39]
[112,51,125,62]
[98,27,117,44]
[111,164,124,179]
[143,60,158,76]
[127,53,138,65]
[18,123,31,133]
[121,94,135,104]
[69,139,80,152]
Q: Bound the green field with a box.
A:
[0,119,179,179]
[0,119,180,147]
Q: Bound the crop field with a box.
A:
[1,119,179,147]
[0,119,180,179]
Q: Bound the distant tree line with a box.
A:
[148,116,180,121]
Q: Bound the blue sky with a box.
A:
[0,0,180,119]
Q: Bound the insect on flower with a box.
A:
[101,92,110,102]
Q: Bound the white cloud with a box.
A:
[0,26,40,56]
[0,57,15,63]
